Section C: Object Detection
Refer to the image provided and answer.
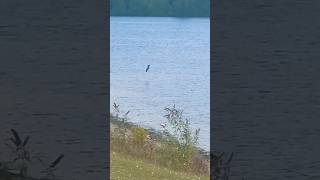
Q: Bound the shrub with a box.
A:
[191,154,209,175]
[131,127,148,146]
[128,127,150,158]
[112,103,129,140]
[155,141,180,169]
[160,105,200,171]
[111,102,131,153]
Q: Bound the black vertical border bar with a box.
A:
[106,0,111,178]
[210,0,215,178]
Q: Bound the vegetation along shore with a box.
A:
[110,103,210,179]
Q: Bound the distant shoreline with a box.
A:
[110,0,209,18]
[110,15,210,18]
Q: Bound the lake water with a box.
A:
[110,17,210,151]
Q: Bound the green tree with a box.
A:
[110,0,210,17]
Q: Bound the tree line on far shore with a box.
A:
[110,0,210,17]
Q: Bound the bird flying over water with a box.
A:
[146,64,150,72]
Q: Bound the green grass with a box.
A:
[111,151,210,180]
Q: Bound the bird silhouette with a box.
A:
[146,64,150,72]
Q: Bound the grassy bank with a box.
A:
[111,151,208,180]
[110,104,210,180]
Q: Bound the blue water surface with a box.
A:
[111,16,210,151]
